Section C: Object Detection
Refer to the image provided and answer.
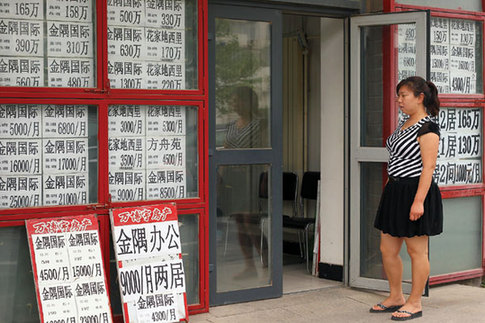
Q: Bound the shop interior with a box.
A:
[280,14,338,293]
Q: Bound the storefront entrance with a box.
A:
[208,4,283,305]
[207,2,351,305]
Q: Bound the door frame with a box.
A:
[208,3,283,305]
[348,11,430,292]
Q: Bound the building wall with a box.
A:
[320,17,345,266]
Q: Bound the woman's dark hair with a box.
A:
[231,86,259,111]
[396,76,440,116]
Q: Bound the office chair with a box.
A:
[283,171,320,272]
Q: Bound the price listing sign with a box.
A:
[111,204,188,323]
[26,215,113,323]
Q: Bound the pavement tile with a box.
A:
[191,284,485,323]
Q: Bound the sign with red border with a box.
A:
[26,215,113,323]
[111,204,188,322]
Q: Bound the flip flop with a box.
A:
[369,303,403,313]
[391,310,423,321]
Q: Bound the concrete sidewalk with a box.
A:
[191,283,485,322]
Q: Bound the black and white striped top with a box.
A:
[224,119,262,148]
[386,115,440,178]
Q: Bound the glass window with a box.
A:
[398,17,483,94]
[359,162,387,279]
[435,107,482,186]
[0,0,97,88]
[430,196,483,275]
[360,25,388,147]
[108,105,198,202]
[0,104,98,209]
[0,226,39,323]
[216,164,271,292]
[395,0,482,12]
[179,213,199,305]
[107,0,198,90]
[215,18,271,149]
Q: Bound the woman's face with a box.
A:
[396,85,424,116]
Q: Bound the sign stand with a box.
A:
[26,215,113,323]
[110,204,189,322]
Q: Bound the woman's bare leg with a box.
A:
[392,235,429,318]
[371,232,406,310]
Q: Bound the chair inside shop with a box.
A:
[283,171,320,272]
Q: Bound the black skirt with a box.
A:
[374,176,443,237]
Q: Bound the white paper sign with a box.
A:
[0,104,42,138]
[146,106,186,135]
[46,0,93,22]
[145,0,185,28]
[43,173,89,206]
[146,169,186,200]
[133,292,186,323]
[398,17,479,94]
[47,21,93,58]
[110,204,188,323]
[435,107,482,186]
[147,136,186,168]
[42,105,89,137]
[108,26,146,60]
[0,0,44,20]
[108,59,146,89]
[0,19,44,56]
[0,174,41,208]
[435,160,482,185]
[146,28,184,62]
[397,24,416,81]
[0,139,42,175]
[108,0,145,26]
[112,221,181,261]
[449,19,477,94]
[0,56,44,86]
[145,61,185,90]
[26,216,113,323]
[43,138,88,173]
[48,57,95,87]
[108,105,146,136]
[109,137,146,170]
[109,170,146,202]
[430,17,450,93]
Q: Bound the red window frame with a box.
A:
[0,0,210,316]
[384,0,485,284]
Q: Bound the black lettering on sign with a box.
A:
[451,76,472,93]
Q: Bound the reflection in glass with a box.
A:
[430,197,482,275]
[0,226,38,322]
[360,162,386,279]
[215,18,271,149]
[216,164,271,292]
[360,25,386,147]
[179,214,200,305]
[360,162,413,282]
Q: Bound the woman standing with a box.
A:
[370,76,443,321]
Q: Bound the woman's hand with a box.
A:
[409,200,424,221]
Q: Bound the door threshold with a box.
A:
[283,262,342,294]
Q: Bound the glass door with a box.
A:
[349,11,430,292]
[208,4,282,305]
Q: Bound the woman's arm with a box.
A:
[409,132,439,221]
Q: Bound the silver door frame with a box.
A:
[348,11,429,291]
